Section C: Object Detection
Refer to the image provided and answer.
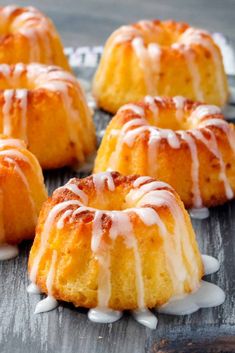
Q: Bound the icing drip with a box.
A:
[34,250,58,314]
[0,244,19,261]
[119,104,144,117]
[189,207,210,220]
[180,28,227,104]
[3,90,14,137]
[27,283,41,294]
[191,128,233,200]
[178,131,202,208]
[173,96,186,122]
[93,172,115,194]
[88,308,122,324]
[132,38,156,95]
[34,296,58,314]
[176,44,204,101]
[29,200,82,284]
[15,89,28,143]
[202,254,220,275]
[62,184,88,204]
[144,96,159,124]
[132,309,158,329]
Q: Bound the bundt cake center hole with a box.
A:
[136,23,185,47]
[148,113,191,131]
[88,188,136,211]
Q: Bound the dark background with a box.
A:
[1,0,235,47]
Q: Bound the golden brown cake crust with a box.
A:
[0,135,47,244]
[92,19,228,113]
[28,171,203,310]
[0,5,70,70]
[0,63,96,169]
[94,97,235,208]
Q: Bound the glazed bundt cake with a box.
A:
[0,5,70,70]
[92,20,228,113]
[0,63,96,169]
[28,172,203,314]
[0,136,47,259]
[94,97,235,209]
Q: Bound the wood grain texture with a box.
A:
[0,1,235,352]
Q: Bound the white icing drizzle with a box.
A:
[144,96,159,123]
[189,207,210,220]
[34,250,58,314]
[27,283,41,294]
[0,63,93,161]
[133,176,153,188]
[178,131,202,208]
[132,37,156,94]
[180,28,227,104]
[109,101,235,208]
[190,105,221,126]
[61,183,88,204]
[2,6,56,64]
[93,172,115,193]
[119,104,144,117]
[0,244,19,261]
[172,43,204,101]
[3,90,14,137]
[15,89,28,143]
[110,22,226,103]
[29,200,82,284]
[57,209,73,229]
[173,96,186,121]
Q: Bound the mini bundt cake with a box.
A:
[0,63,96,169]
[0,136,47,259]
[92,20,228,113]
[28,171,203,312]
[0,5,70,70]
[94,97,235,209]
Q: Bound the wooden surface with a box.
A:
[0,1,235,352]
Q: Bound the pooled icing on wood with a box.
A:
[107,99,235,208]
[0,244,19,260]
[189,207,210,220]
[88,308,123,324]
